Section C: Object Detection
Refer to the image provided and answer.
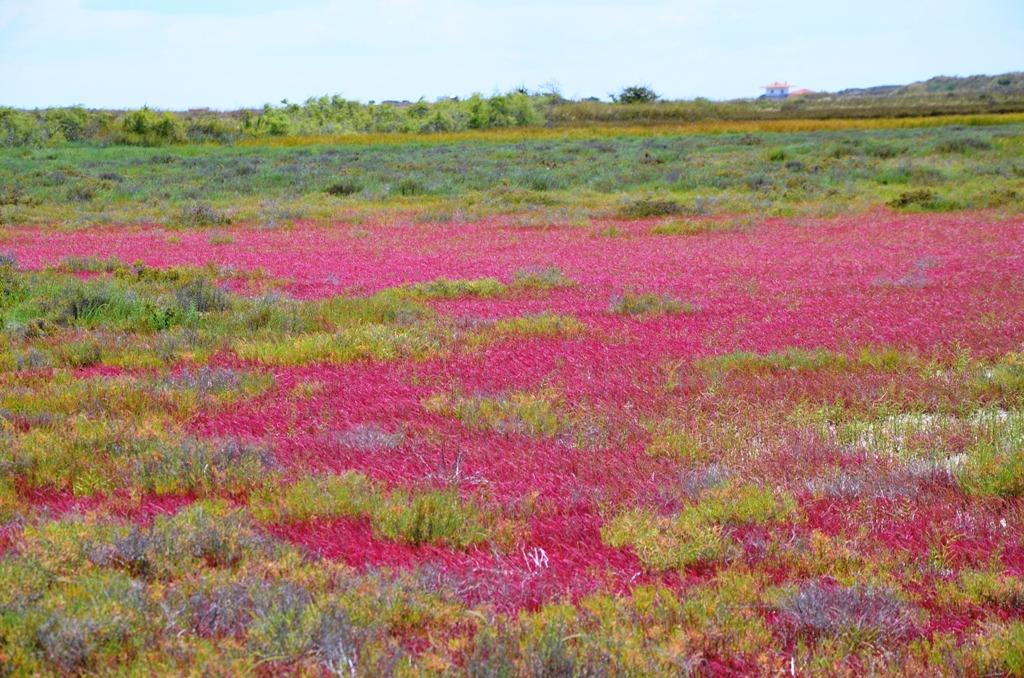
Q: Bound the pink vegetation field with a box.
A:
[4,209,1024,672]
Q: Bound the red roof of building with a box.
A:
[763,82,790,89]
[790,88,813,95]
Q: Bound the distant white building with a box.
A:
[762,81,791,98]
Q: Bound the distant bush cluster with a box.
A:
[0,91,547,147]
[612,85,660,104]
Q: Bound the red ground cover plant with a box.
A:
[1,209,1023,674]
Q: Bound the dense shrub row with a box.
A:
[5,83,1024,147]
[0,91,546,147]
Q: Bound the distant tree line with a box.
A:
[0,91,549,147]
[3,80,1024,147]
[240,91,546,137]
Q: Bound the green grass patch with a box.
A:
[602,482,797,571]
[234,324,442,366]
[467,312,585,350]
[422,388,568,438]
[405,277,506,300]
[251,472,494,549]
[609,291,697,317]
[511,266,575,290]
[958,410,1024,498]
[644,426,705,462]
[698,346,916,378]
[967,622,1024,677]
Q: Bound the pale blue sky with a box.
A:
[1,0,1021,109]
